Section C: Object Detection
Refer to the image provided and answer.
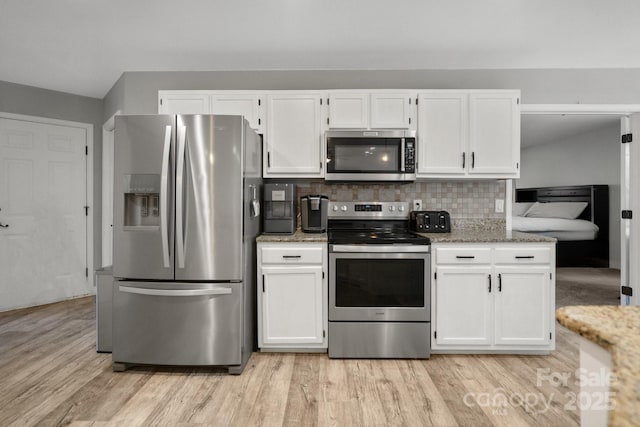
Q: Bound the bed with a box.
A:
[513,185,609,267]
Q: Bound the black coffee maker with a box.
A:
[300,195,329,233]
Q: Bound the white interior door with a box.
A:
[0,117,90,311]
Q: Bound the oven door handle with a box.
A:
[330,244,430,253]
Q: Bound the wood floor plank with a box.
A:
[282,354,320,427]
[0,267,616,426]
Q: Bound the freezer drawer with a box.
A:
[113,281,242,367]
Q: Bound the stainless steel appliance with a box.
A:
[300,195,328,233]
[325,130,416,181]
[409,210,451,233]
[263,183,295,234]
[112,115,262,374]
[328,201,431,358]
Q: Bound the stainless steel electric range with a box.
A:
[328,201,431,359]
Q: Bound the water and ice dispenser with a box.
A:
[123,174,161,229]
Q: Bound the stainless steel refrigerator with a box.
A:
[112,115,262,374]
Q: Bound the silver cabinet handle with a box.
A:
[176,125,187,269]
[282,255,302,259]
[160,125,172,268]
[119,285,232,297]
[0,223,8,228]
[515,255,534,259]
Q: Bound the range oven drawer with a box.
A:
[329,322,430,358]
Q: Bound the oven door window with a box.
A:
[335,258,424,307]
[327,138,400,173]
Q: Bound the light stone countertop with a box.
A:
[418,229,557,244]
[257,229,328,243]
[556,305,640,427]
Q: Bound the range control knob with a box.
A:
[389,206,396,212]
[398,205,405,212]
[340,205,348,212]
[332,205,339,212]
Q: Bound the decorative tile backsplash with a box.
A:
[296,180,506,219]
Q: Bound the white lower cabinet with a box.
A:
[257,242,327,350]
[432,243,555,353]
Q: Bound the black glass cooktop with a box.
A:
[328,220,430,245]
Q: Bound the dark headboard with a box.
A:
[515,185,610,267]
[515,185,608,224]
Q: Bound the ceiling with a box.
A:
[1,0,639,99]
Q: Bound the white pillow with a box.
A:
[512,202,534,216]
[524,202,588,219]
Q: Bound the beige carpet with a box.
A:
[556,267,621,308]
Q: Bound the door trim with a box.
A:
[0,111,94,288]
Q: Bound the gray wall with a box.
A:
[103,68,640,118]
[518,123,621,268]
[0,80,104,270]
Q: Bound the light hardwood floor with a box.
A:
[1,268,618,426]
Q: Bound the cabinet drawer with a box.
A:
[494,247,551,264]
[261,246,324,264]
[436,247,491,264]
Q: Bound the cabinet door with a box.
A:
[494,266,550,346]
[370,92,413,129]
[211,93,263,132]
[265,93,323,177]
[261,266,324,345]
[158,92,210,114]
[417,92,468,176]
[468,92,520,177]
[328,92,369,129]
[434,266,493,346]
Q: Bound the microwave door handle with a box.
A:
[400,138,406,172]
[160,125,172,268]
[176,125,187,269]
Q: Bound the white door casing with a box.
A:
[622,113,640,306]
[0,113,93,311]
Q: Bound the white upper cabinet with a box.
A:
[265,92,324,177]
[468,92,520,176]
[328,91,414,129]
[210,92,264,132]
[417,92,468,175]
[158,91,264,132]
[158,92,210,114]
[417,90,520,179]
[328,92,369,129]
[370,92,414,129]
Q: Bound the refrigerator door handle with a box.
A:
[119,285,232,297]
[160,125,172,268]
[176,125,187,269]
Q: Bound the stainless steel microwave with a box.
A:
[325,130,416,181]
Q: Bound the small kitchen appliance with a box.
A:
[325,130,416,182]
[327,201,431,359]
[263,183,296,234]
[410,210,451,233]
[300,195,328,233]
